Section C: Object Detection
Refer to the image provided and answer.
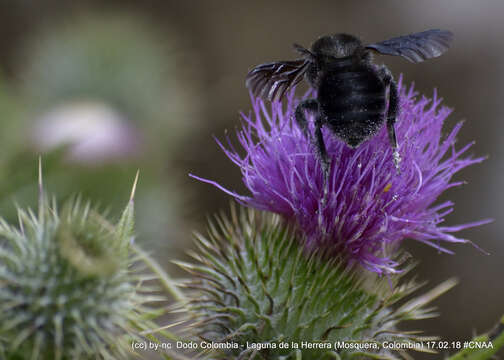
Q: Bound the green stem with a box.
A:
[131,243,187,303]
[446,315,504,360]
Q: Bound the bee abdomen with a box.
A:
[328,92,385,113]
[319,68,386,118]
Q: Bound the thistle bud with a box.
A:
[178,206,455,359]
[0,181,162,359]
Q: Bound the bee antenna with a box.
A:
[293,43,314,58]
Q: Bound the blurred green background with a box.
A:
[0,1,501,358]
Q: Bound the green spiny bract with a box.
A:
[177,205,456,360]
[0,193,162,360]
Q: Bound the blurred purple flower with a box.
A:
[33,101,141,165]
[192,78,490,274]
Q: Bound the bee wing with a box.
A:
[365,29,453,63]
[246,59,309,101]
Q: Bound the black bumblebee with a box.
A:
[246,29,453,175]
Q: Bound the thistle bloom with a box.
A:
[33,101,141,164]
[193,78,489,274]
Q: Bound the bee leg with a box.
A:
[295,100,329,177]
[294,99,318,138]
[378,66,401,172]
[314,116,330,178]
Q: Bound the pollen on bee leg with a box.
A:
[393,150,402,173]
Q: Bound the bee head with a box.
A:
[311,34,362,58]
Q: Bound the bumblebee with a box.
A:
[246,29,453,175]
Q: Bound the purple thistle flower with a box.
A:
[192,78,490,274]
